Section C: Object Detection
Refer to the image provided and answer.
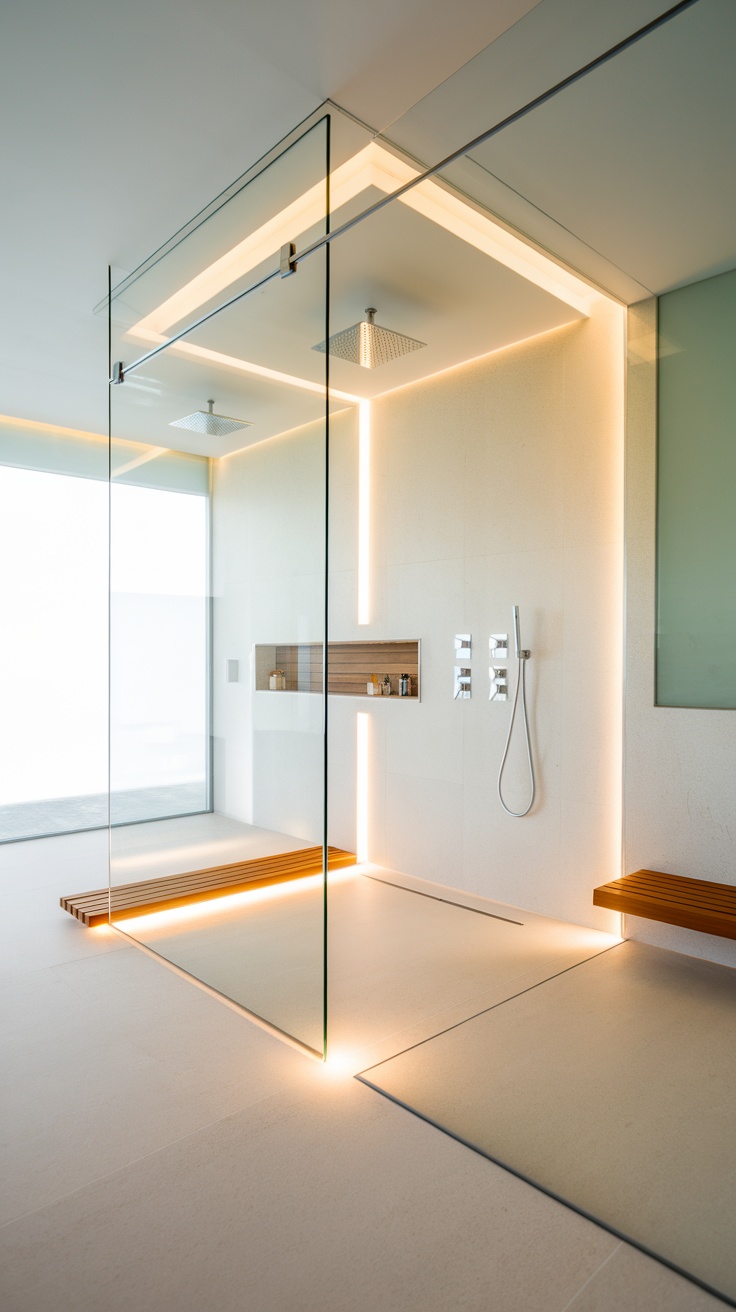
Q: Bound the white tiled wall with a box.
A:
[211,423,326,843]
[328,300,623,930]
[213,299,624,930]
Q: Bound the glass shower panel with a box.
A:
[108,117,332,370]
[330,11,736,1306]
[323,177,594,1067]
[108,118,330,1056]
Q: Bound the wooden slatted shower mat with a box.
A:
[61,846,356,928]
[593,869,736,939]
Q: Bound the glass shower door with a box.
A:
[107,117,331,1055]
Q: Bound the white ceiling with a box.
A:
[387,0,736,302]
[1,0,733,439]
[109,167,587,456]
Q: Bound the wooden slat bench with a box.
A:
[593,869,736,940]
[61,845,356,928]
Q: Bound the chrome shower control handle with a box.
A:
[454,666,471,699]
[490,666,508,701]
[490,634,508,660]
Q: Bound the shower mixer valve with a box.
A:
[489,633,508,699]
[489,634,509,660]
[489,666,508,701]
[454,667,472,699]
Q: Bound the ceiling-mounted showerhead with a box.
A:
[313,308,426,369]
[169,399,253,437]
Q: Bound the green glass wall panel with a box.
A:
[657,266,736,708]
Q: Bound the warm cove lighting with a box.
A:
[356,711,369,863]
[127,142,597,348]
[0,413,107,444]
[113,865,356,934]
[321,1049,363,1077]
[130,147,380,338]
[131,332,362,407]
[358,399,371,624]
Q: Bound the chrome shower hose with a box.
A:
[498,649,535,818]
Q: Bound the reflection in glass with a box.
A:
[110,480,209,824]
[108,116,330,1056]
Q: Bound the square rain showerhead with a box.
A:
[313,309,425,369]
[169,401,252,438]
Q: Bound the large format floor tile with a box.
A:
[361,940,736,1305]
[2,830,727,1311]
[0,1071,624,1312]
[124,862,616,1062]
[0,945,303,1226]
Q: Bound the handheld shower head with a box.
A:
[513,605,521,658]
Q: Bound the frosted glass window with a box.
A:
[0,466,209,841]
[0,467,108,838]
[110,483,209,824]
[657,267,736,708]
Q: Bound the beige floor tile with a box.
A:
[564,1244,727,1311]
[0,915,127,980]
[0,945,309,1225]
[330,871,614,1051]
[364,941,736,1304]
[1,832,721,1312]
[110,812,312,884]
[0,1075,618,1312]
[125,863,615,1063]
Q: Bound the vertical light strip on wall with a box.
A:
[358,400,371,625]
[356,711,369,862]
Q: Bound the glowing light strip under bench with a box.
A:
[61,845,356,927]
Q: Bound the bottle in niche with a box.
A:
[382,674,392,696]
[399,673,411,697]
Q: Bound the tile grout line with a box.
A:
[354,1077,736,1311]
[558,1243,623,1312]
[356,938,625,1076]
[0,1082,295,1235]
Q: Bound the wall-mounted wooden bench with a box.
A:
[61,845,356,928]
[593,869,736,940]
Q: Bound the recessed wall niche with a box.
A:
[254,640,420,698]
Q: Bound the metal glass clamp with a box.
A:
[280,242,298,277]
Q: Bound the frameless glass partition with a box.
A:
[108,117,331,1055]
[323,121,614,1072]
[342,4,736,1306]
